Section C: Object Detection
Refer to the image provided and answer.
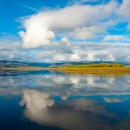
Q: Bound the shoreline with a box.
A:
[49,67,130,74]
[0,66,130,74]
[0,67,47,71]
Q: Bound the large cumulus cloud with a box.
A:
[19,0,119,48]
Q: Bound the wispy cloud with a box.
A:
[15,0,38,12]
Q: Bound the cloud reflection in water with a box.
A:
[0,73,130,97]
[1,72,130,129]
[20,89,116,130]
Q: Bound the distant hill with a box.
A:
[0,60,51,67]
[0,60,28,67]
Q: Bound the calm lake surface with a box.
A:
[1,70,130,130]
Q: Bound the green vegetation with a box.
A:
[65,63,124,68]
[48,63,130,74]
[48,63,125,70]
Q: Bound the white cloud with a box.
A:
[116,0,130,18]
[69,26,106,40]
[86,52,100,61]
[104,35,124,41]
[0,42,22,49]
[105,54,116,61]
[53,55,65,61]
[19,0,119,48]
[125,55,130,61]
[19,28,55,48]
[60,37,69,43]
[70,53,80,61]
[0,41,130,63]
[1,41,130,63]
[55,39,72,55]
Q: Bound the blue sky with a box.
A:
[0,0,98,35]
[0,0,130,62]
[0,0,125,36]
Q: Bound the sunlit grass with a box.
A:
[1,63,130,74]
[48,63,130,74]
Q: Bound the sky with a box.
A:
[0,0,130,63]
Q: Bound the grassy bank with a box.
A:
[1,63,130,74]
[48,63,130,74]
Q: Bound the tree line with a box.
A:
[66,64,124,68]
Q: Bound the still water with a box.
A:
[0,70,130,130]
